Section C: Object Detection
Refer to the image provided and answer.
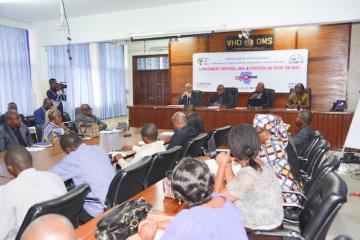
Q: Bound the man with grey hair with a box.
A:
[75,103,107,131]
[115,123,166,169]
[21,214,77,240]
[167,111,197,150]
[295,110,315,155]
[179,83,196,105]
[248,82,271,108]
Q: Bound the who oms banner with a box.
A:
[193,49,308,93]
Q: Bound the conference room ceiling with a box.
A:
[0,0,205,23]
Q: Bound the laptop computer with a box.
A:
[248,98,263,109]
[208,135,217,159]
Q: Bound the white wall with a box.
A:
[348,24,360,111]
[2,0,359,108]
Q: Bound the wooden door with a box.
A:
[133,55,170,105]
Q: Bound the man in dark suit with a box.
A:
[0,102,26,126]
[34,98,54,126]
[0,111,33,151]
[178,83,202,106]
[248,82,271,108]
[184,104,204,135]
[295,110,315,156]
[207,84,230,107]
[167,111,197,150]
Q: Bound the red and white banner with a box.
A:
[193,49,308,93]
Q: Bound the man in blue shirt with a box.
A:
[49,131,115,223]
[33,98,54,126]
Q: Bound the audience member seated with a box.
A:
[0,102,26,125]
[286,83,310,109]
[167,112,197,150]
[253,114,302,204]
[295,110,315,156]
[248,82,271,108]
[178,83,196,105]
[0,147,66,239]
[49,131,115,223]
[115,123,166,169]
[21,214,78,240]
[47,78,66,113]
[75,104,107,131]
[42,107,69,143]
[34,98,54,126]
[138,158,248,240]
[207,84,230,107]
[214,124,284,230]
[0,111,33,151]
[184,104,205,135]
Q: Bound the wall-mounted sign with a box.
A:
[225,34,274,51]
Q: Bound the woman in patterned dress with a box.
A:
[253,114,302,205]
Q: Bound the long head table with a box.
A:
[129,105,353,149]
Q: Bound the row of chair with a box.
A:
[260,131,349,240]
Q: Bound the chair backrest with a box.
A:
[24,115,35,127]
[306,138,330,163]
[302,130,323,158]
[105,156,153,208]
[16,184,90,239]
[224,87,238,108]
[208,125,231,148]
[300,172,347,240]
[62,112,71,122]
[191,90,203,106]
[264,88,275,108]
[285,143,302,182]
[182,133,208,157]
[305,148,329,178]
[304,153,340,195]
[143,145,183,188]
[75,107,81,117]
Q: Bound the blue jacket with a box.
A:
[34,107,46,126]
[0,124,33,151]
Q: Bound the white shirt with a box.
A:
[0,168,67,239]
[118,141,166,169]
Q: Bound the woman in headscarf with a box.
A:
[42,107,69,143]
[253,114,302,205]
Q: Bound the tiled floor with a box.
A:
[328,162,360,239]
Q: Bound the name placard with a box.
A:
[226,34,274,51]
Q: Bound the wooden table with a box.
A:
[129,105,353,149]
[0,128,169,185]
[75,180,182,240]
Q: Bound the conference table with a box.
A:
[129,105,354,150]
[0,128,170,185]
[75,180,182,240]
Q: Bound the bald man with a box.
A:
[0,147,66,239]
[75,103,107,131]
[167,111,197,150]
[178,83,194,105]
[21,214,77,240]
[248,82,271,108]
[0,111,33,151]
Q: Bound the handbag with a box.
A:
[95,198,152,240]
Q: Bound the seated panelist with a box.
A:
[248,82,271,108]
[207,84,230,107]
[286,83,310,109]
[178,83,194,105]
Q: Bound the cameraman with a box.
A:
[46,78,67,113]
